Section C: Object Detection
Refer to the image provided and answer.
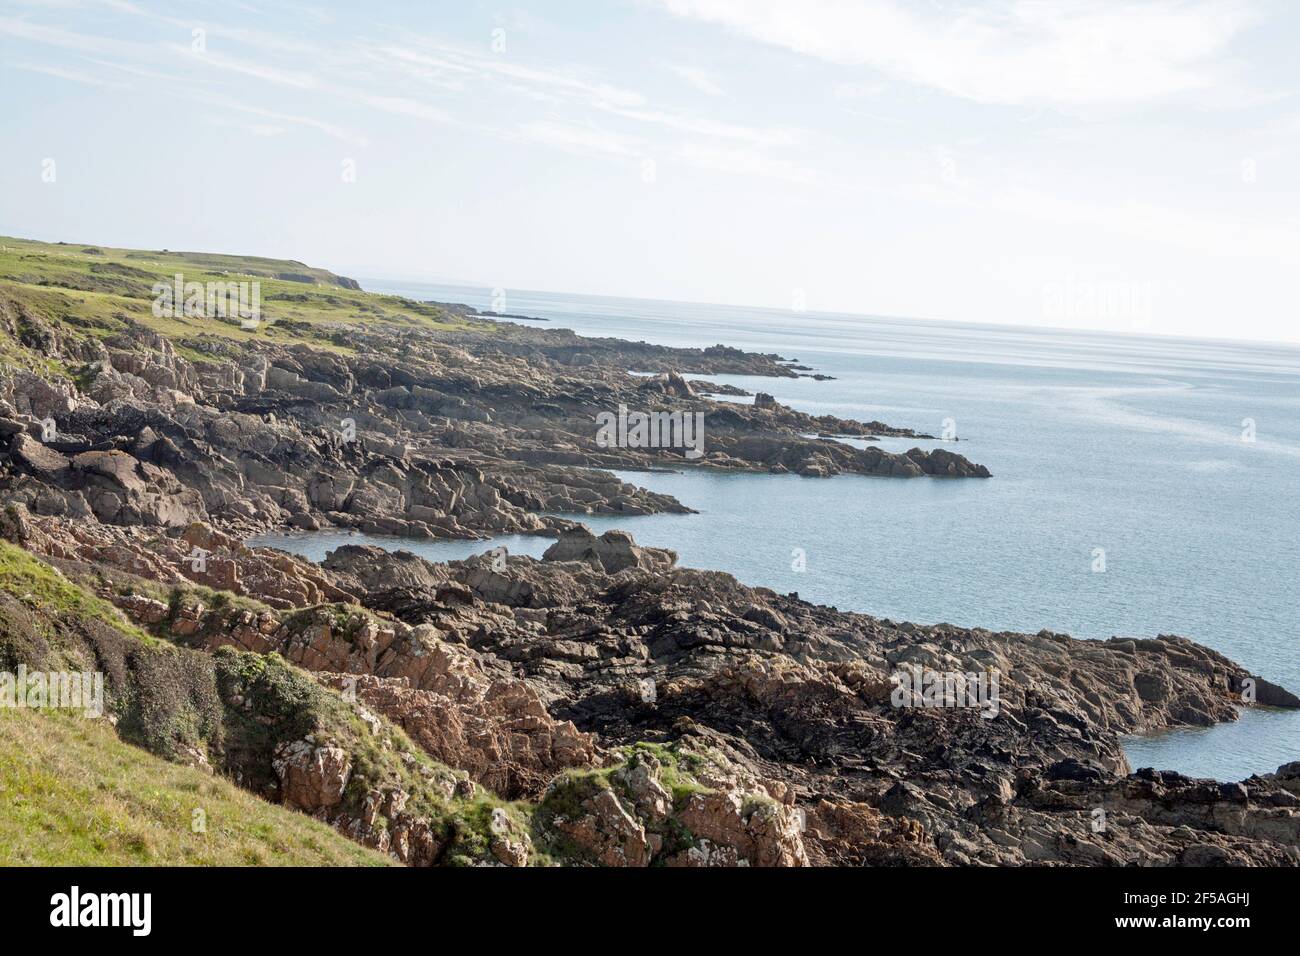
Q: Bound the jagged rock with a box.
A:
[10,433,70,479]
[543,527,676,573]
[272,739,352,812]
[318,672,598,799]
[2,314,989,542]
[674,790,808,866]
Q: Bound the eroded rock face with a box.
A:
[554,786,655,867]
[672,791,808,867]
[6,436,203,527]
[804,798,937,866]
[272,739,352,811]
[318,672,598,799]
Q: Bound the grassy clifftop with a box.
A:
[0,708,392,866]
[0,235,481,368]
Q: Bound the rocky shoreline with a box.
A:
[1,307,988,542]
[5,510,1298,866]
[1,241,1296,866]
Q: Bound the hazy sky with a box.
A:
[3,0,1300,342]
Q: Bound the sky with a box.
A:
[2,0,1300,342]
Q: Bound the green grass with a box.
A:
[0,537,156,646]
[0,234,483,369]
[0,530,545,865]
[0,707,393,866]
[621,742,715,804]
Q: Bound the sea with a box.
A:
[251,278,1300,781]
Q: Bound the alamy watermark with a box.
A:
[1042,277,1158,330]
[152,273,261,329]
[1,665,104,718]
[890,665,1001,719]
[595,404,705,460]
[50,886,150,936]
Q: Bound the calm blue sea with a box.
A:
[257,278,1300,781]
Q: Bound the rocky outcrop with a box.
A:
[317,672,598,799]
[5,511,353,609]
[537,747,809,867]
[2,303,988,541]
[541,527,676,574]
[272,739,352,811]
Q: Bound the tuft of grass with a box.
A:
[622,741,714,805]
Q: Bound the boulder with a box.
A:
[272,739,352,812]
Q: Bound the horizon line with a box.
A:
[5,230,1295,352]
[352,269,1300,354]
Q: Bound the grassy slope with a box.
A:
[0,234,481,368]
[0,539,390,865]
[0,540,528,867]
[0,536,156,646]
[0,708,392,866]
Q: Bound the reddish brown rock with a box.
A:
[272,739,352,812]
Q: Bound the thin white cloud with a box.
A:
[832,80,888,100]
[10,61,129,88]
[399,39,798,147]
[204,115,286,137]
[150,14,327,57]
[6,0,143,11]
[514,119,816,183]
[173,43,318,88]
[421,41,649,109]
[352,93,452,123]
[674,142,818,183]
[0,15,120,52]
[182,91,370,146]
[603,103,799,147]
[86,57,181,81]
[516,120,642,157]
[653,0,1257,108]
[370,46,470,92]
[0,16,320,90]
[665,62,726,96]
